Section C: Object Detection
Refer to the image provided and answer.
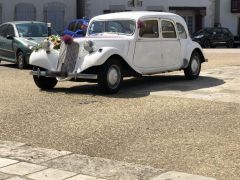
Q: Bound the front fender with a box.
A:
[29,49,60,71]
[76,47,126,73]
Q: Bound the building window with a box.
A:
[14,3,36,21]
[231,0,240,13]
[44,2,65,33]
[182,16,194,34]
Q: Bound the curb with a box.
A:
[0,140,216,180]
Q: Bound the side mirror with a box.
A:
[213,32,216,35]
[6,35,14,40]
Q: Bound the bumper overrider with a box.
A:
[30,68,97,80]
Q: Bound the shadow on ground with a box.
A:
[49,75,225,98]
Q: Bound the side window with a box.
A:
[177,23,187,39]
[6,25,15,36]
[0,24,8,37]
[139,20,159,38]
[161,20,177,38]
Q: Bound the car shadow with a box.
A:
[50,75,225,98]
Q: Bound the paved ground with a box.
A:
[0,49,240,180]
[0,140,214,180]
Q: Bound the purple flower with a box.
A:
[62,35,73,45]
[137,20,145,29]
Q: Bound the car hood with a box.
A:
[17,37,46,46]
[75,35,132,56]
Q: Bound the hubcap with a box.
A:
[18,54,24,67]
[191,57,200,75]
[107,65,121,89]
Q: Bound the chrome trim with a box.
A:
[30,70,97,80]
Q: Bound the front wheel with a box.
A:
[33,75,58,90]
[98,59,122,94]
[184,52,201,80]
[17,51,26,69]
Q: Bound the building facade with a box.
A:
[0,0,77,33]
[84,0,216,34]
[217,0,240,35]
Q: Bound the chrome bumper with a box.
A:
[30,69,97,80]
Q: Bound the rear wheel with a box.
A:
[227,40,234,48]
[184,52,201,80]
[98,59,122,94]
[17,51,26,69]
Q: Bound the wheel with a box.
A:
[184,52,201,80]
[227,40,234,48]
[17,51,26,69]
[203,39,211,48]
[33,67,58,90]
[98,59,122,94]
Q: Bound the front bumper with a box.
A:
[30,69,97,80]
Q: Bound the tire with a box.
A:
[33,67,58,90]
[17,51,26,69]
[227,40,234,48]
[98,59,122,94]
[203,39,211,48]
[184,52,201,80]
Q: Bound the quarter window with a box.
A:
[161,20,177,38]
[139,20,159,38]
[177,23,187,39]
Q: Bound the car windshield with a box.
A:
[16,23,58,37]
[88,20,136,35]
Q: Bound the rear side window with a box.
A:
[161,20,177,38]
[0,24,8,37]
[139,20,159,38]
[177,23,187,39]
[6,25,15,36]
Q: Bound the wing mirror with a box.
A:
[6,35,14,40]
[213,32,216,35]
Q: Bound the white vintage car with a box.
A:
[30,11,206,93]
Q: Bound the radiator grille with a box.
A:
[57,42,79,74]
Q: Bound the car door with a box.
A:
[133,18,162,74]
[212,28,224,43]
[159,19,181,70]
[0,24,8,59]
[2,24,16,60]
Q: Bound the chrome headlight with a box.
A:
[194,35,204,39]
[42,39,51,53]
[83,40,95,53]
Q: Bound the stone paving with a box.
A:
[0,140,215,180]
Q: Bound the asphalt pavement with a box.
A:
[0,49,240,180]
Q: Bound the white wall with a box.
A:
[219,0,239,35]
[0,0,77,29]
[86,0,215,28]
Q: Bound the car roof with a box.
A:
[91,11,183,21]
